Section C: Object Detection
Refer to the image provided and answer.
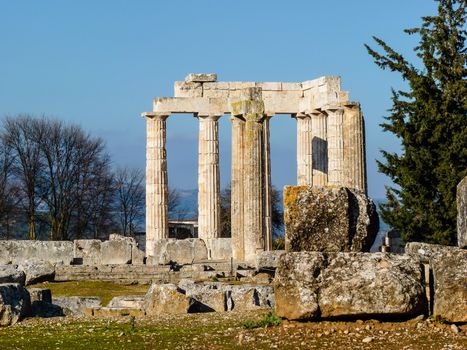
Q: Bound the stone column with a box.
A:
[344,104,367,193]
[296,114,313,186]
[197,115,221,242]
[231,115,245,261]
[327,107,345,186]
[311,111,328,186]
[263,115,273,251]
[146,114,169,258]
[231,87,265,263]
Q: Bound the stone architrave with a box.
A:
[197,115,221,241]
[296,114,313,186]
[311,111,328,186]
[231,88,265,263]
[146,114,169,258]
[326,107,345,186]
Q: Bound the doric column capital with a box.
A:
[196,114,222,121]
[142,112,170,120]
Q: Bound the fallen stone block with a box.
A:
[100,240,132,265]
[144,283,193,315]
[53,296,102,316]
[188,287,225,313]
[73,240,102,265]
[0,240,73,265]
[283,186,379,253]
[275,252,427,320]
[85,307,145,318]
[431,249,467,323]
[107,295,145,309]
[0,265,26,286]
[206,238,232,260]
[0,283,30,326]
[457,176,467,248]
[405,242,462,264]
[28,288,52,303]
[18,260,55,285]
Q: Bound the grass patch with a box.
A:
[243,310,282,329]
[29,281,149,305]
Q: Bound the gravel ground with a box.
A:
[0,311,466,350]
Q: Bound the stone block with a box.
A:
[107,295,145,309]
[53,296,102,316]
[281,82,302,91]
[405,242,461,264]
[0,283,30,326]
[431,249,467,322]
[28,288,52,303]
[86,307,145,318]
[202,82,229,90]
[188,287,226,313]
[0,265,26,285]
[0,240,73,265]
[18,260,55,285]
[275,252,427,320]
[144,283,193,315]
[457,176,467,248]
[255,250,285,271]
[185,73,217,83]
[255,82,281,91]
[206,238,232,260]
[283,186,378,253]
[150,238,208,265]
[174,81,202,98]
[74,239,102,265]
[100,240,132,265]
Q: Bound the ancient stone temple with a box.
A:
[142,73,367,263]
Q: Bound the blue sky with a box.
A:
[0,0,438,199]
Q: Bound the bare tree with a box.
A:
[0,140,20,239]
[2,115,44,240]
[115,167,145,236]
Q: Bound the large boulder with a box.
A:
[458,176,467,248]
[0,265,25,285]
[431,249,467,323]
[144,283,193,315]
[18,261,55,285]
[283,186,379,252]
[150,239,208,265]
[0,283,30,326]
[275,252,426,320]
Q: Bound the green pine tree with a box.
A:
[365,0,467,245]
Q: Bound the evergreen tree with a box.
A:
[365,0,466,245]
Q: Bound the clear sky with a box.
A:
[0,0,438,199]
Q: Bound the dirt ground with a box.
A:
[0,310,465,350]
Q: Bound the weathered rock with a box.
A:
[85,307,145,318]
[144,283,193,315]
[405,242,461,264]
[188,286,226,313]
[275,252,426,320]
[0,240,73,265]
[255,250,285,271]
[0,283,30,326]
[283,186,379,253]
[458,176,467,248]
[150,239,208,265]
[18,261,55,285]
[107,295,145,309]
[0,265,25,285]
[431,249,467,323]
[52,296,102,316]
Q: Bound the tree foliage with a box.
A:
[365,0,466,245]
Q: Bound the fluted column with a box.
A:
[146,114,169,258]
[231,116,245,261]
[327,107,345,186]
[231,87,265,263]
[311,111,328,186]
[262,115,273,251]
[198,115,221,241]
[296,114,313,186]
[344,104,367,193]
